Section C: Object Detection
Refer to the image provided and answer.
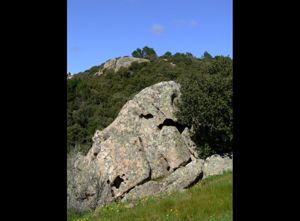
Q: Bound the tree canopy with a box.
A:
[132,46,157,60]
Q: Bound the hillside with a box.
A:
[67,48,232,158]
[67,47,233,219]
[68,172,232,221]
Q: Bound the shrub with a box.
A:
[176,61,232,158]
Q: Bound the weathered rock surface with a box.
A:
[122,181,162,201]
[203,154,233,179]
[87,81,198,198]
[95,56,149,76]
[67,81,232,212]
[160,159,204,193]
[67,153,113,212]
[122,156,233,202]
[122,159,205,201]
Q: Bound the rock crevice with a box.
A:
[157,118,186,133]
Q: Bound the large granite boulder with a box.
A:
[67,81,201,211]
[67,81,232,212]
[87,81,199,197]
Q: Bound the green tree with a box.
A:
[203,51,213,59]
[177,71,232,158]
[132,48,143,58]
[162,51,172,58]
[132,46,157,60]
[185,52,194,58]
[142,46,157,60]
[208,56,232,76]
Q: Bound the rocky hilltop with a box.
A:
[95,56,150,76]
[67,81,232,212]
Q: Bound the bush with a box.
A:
[176,60,232,158]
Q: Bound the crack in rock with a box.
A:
[157,118,187,133]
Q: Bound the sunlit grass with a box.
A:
[68,172,232,221]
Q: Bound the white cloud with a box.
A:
[151,24,164,34]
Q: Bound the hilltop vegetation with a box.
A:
[67,47,232,157]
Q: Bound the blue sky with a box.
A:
[68,0,232,74]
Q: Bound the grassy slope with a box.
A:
[68,172,232,221]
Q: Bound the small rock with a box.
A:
[125,202,135,208]
[203,154,233,179]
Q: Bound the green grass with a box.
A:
[68,172,232,221]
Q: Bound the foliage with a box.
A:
[131,46,157,60]
[176,59,232,158]
[161,51,172,58]
[131,48,143,58]
[67,172,232,221]
[67,47,232,156]
[203,51,213,59]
